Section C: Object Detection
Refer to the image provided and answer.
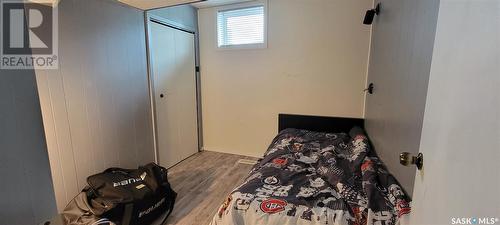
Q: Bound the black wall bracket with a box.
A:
[363,3,381,25]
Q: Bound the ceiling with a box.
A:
[117,0,253,10]
[26,0,252,10]
[191,0,254,8]
[28,0,60,6]
[117,0,202,10]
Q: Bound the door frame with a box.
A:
[144,13,202,164]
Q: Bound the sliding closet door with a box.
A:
[150,22,198,168]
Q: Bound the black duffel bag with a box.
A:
[62,163,177,225]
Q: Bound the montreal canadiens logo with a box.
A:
[260,199,287,214]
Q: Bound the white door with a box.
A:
[150,22,198,169]
[410,1,500,224]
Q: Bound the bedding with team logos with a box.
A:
[211,127,411,225]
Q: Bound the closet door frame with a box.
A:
[145,13,202,164]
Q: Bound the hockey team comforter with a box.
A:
[211,127,411,225]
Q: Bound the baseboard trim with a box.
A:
[201,147,263,159]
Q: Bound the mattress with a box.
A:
[211,128,411,225]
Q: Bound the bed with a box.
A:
[210,114,411,225]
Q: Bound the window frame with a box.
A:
[215,0,268,50]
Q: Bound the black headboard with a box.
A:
[278,114,364,134]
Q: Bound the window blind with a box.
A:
[217,6,265,47]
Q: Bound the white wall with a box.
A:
[198,0,372,157]
[411,0,500,223]
[36,0,155,211]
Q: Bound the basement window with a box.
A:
[217,4,267,49]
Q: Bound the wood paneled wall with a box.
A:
[0,71,57,225]
[36,0,155,211]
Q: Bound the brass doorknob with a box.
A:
[399,152,423,170]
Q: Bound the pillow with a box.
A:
[349,126,366,139]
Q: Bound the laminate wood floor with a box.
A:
[163,151,258,225]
